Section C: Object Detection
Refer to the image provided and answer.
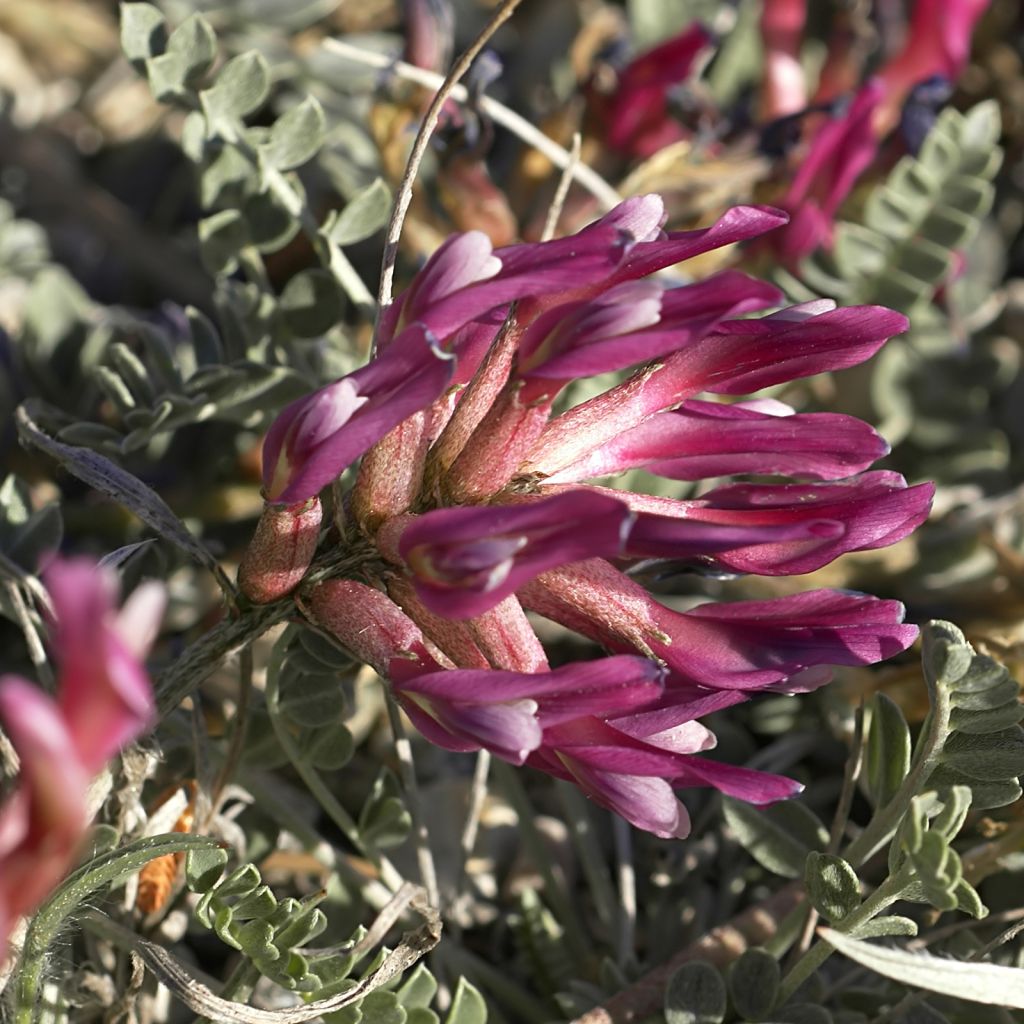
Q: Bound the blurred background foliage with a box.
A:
[2,1,1024,1022]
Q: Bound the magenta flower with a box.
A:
[523,300,908,479]
[520,562,917,693]
[529,691,801,838]
[241,191,930,837]
[771,82,883,266]
[261,325,455,505]
[398,490,632,619]
[876,0,990,133]
[597,23,714,158]
[307,578,663,764]
[616,470,935,575]
[545,398,890,484]
[0,560,164,962]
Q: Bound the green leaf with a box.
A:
[941,728,1024,781]
[949,700,1024,734]
[664,961,726,1024]
[849,915,918,939]
[804,853,861,924]
[305,722,355,771]
[278,669,347,728]
[0,475,63,573]
[358,991,407,1024]
[198,209,250,275]
[722,797,828,879]
[23,833,219,962]
[120,2,167,63]
[262,96,326,171]
[820,928,1024,1009]
[359,770,412,850]
[444,978,487,1024]
[926,767,1021,810]
[728,948,780,1021]
[165,13,216,85]
[15,404,227,588]
[397,965,438,1010]
[243,191,301,252]
[930,785,972,841]
[185,846,228,893]
[201,51,271,122]
[864,693,911,808]
[325,179,392,246]
[280,269,346,338]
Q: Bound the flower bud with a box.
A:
[238,497,322,604]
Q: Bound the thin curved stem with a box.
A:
[373,0,527,331]
[321,41,621,216]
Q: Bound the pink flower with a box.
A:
[242,192,930,837]
[876,0,990,133]
[770,82,883,265]
[399,490,632,619]
[545,398,890,484]
[0,560,164,963]
[597,24,714,158]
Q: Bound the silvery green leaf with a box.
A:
[358,991,406,1024]
[325,178,392,246]
[201,51,271,122]
[926,767,1021,810]
[950,700,1024,734]
[664,961,726,1024]
[200,141,260,208]
[722,797,828,879]
[849,916,918,939]
[278,671,346,728]
[280,269,345,338]
[243,191,301,252]
[185,845,228,893]
[231,883,278,921]
[398,965,438,1009]
[305,722,354,771]
[359,769,412,850]
[15,404,228,589]
[407,1010,440,1024]
[941,728,1024,782]
[199,209,250,275]
[165,13,217,86]
[261,96,326,171]
[820,928,1024,1008]
[804,852,861,924]
[864,692,911,808]
[0,474,62,572]
[145,51,193,103]
[930,785,972,840]
[444,978,487,1024]
[728,948,779,1021]
[120,2,167,64]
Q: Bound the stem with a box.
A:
[556,782,616,931]
[3,580,53,692]
[264,634,403,892]
[540,132,581,241]
[777,869,909,1008]
[322,40,622,213]
[211,646,253,802]
[844,634,953,869]
[491,761,588,964]
[613,816,636,968]
[155,599,292,716]
[374,0,526,327]
[383,691,440,910]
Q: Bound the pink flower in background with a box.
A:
[245,191,930,837]
[0,560,164,963]
[598,24,714,158]
[771,81,883,265]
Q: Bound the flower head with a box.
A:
[244,191,929,837]
[0,560,164,962]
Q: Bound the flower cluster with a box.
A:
[0,560,164,962]
[240,194,932,838]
